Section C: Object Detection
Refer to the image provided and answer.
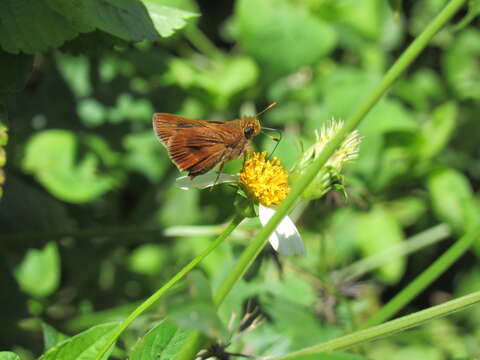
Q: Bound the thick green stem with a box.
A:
[175,1,467,359]
[362,227,479,328]
[94,214,244,360]
[221,0,466,302]
[273,291,480,359]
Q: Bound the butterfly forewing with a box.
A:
[153,113,247,177]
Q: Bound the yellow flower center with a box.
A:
[239,152,290,207]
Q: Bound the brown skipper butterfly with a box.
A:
[152,103,278,178]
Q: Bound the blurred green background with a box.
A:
[1,0,480,359]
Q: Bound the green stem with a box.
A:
[94,214,244,360]
[335,223,451,281]
[362,227,479,328]
[0,227,163,242]
[272,290,480,359]
[2,225,226,250]
[184,25,223,59]
[174,1,467,359]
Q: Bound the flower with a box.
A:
[175,152,305,256]
[257,204,304,256]
[239,152,289,207]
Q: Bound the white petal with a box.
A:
[176,173,239,190]
[258,204,306,256]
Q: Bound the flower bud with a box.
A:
[290,119,362,200]
[0,122,7,200]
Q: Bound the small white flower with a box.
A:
[258,204,305,256]
[176,172,305,256]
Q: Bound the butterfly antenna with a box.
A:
[261,126,282,159]
[255,102,278,118]
[256,102,280,158]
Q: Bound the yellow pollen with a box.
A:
[239,152,290,207]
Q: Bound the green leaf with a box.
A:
[169,272,227,339]
[388,197,427,227]
[443,28,480,101]
[0,0,78,54]
[40,322,120,360]
[140,1,198,37]
[170,302,227,339]
[164,56,259,109]
[60,31,127,56]
[14,242,60,298]
[335,0,389,40]
[388,0,403,16]
[410,0,450,46]
[427,168,477,234]
[416,102,457,161]
[123,131,169,181]
[371,144,414,191]
[186,271,214,303]
[46,0,159,42]
[77,98,108,127]
[130,319,190,360]
[0,352,20,360]
[194,56,258,109]
[0,50,33,93]
[42,323,69,351]
[320,67,380,119]
[261,295,340,349]
[236,0,336,75]
[128,244,167,276]
[108,93,155,124]
[22,130,119,203]
[393,69,446,110]
[324,209,360,266]
[159,185,200,226]
[353,98,416,187]
[261,269,317,308]
[360,98,417,135]
[455,266,480,325]
[56,53,91,98]
[357,206,406,284]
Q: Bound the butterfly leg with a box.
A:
[211,161,226,190]
[211,149,233,188]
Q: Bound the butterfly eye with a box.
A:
[244,126,255,139]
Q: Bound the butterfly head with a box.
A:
[242,116,261,140]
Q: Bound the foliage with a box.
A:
[1,0,480,360]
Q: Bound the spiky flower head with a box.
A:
[240,152,290,207]
[291,119,362,200]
